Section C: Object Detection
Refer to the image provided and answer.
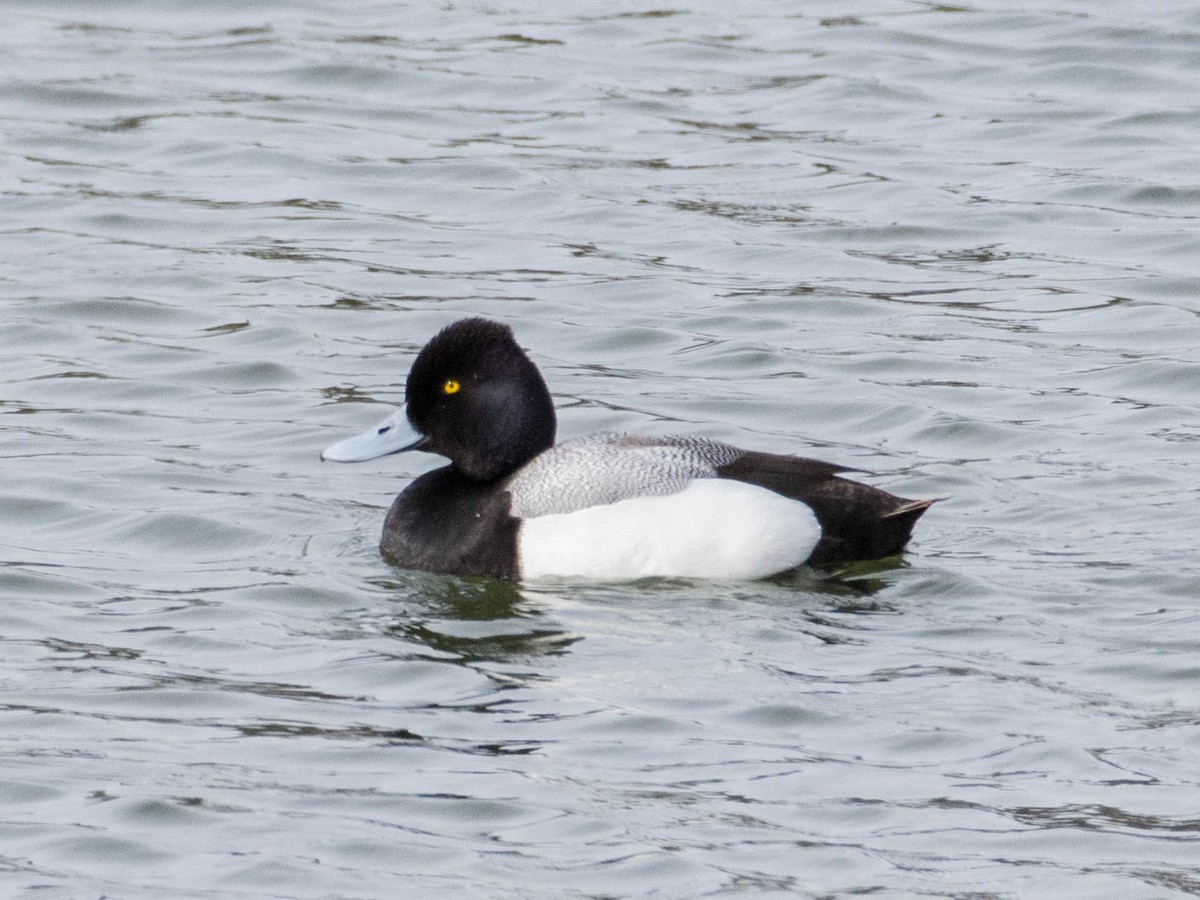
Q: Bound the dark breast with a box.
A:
[380,467,520,579]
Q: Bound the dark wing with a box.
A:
[715,450,935,565]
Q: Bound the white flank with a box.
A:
[518,479,821,581]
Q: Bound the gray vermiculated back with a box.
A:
[505,433,745,518]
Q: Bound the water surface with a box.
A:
[3,1,1200,897]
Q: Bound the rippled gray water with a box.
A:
[4,1,1200,897]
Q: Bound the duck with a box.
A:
[322,317,935,581]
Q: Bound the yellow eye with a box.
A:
[442,379,461,395]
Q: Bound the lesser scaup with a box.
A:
[323,317,935,580]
